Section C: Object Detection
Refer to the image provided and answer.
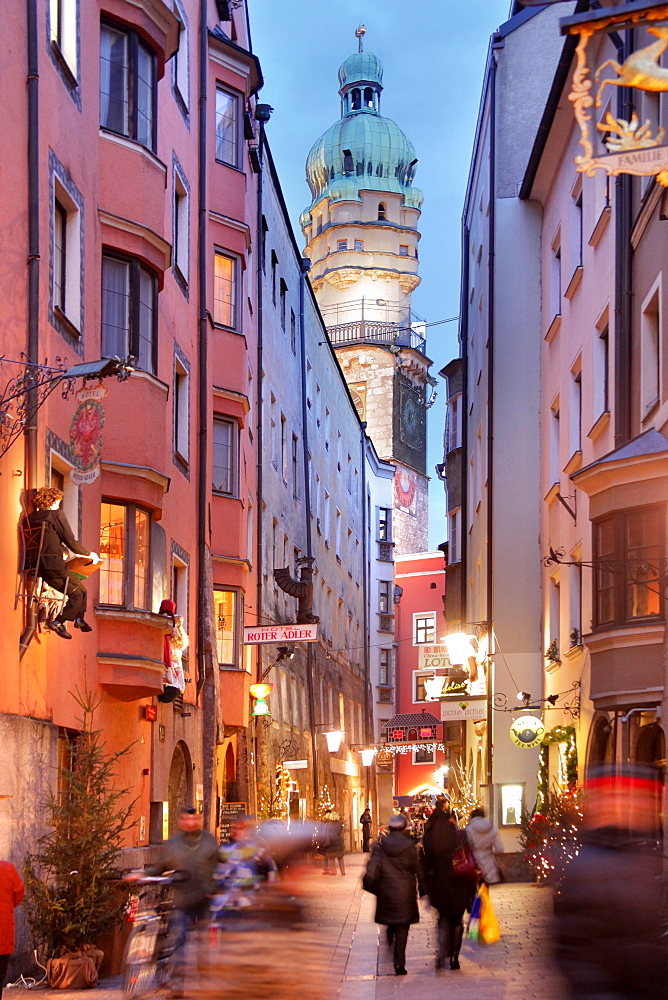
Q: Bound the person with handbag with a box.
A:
[362,814,426,976]
[422,803,477,970]
[465,808,504,884]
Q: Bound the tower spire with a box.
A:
[355,24,366,52]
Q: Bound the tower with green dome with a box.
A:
[300,28,431,554]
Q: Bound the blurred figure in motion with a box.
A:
[322,810,346,875]
[213,816,276,913]
[423,803,477,970]
[360,807,372,852]
[363,814,426,976]
[554,764,668,999]
[148,806,218,998]
[466,807,504,885]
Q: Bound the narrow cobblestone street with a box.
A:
[14,855,567,1000]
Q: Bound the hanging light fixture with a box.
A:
[360,747,376,767]
[324,730,344,753]
[250,682,273,717]
[442,632,477,666]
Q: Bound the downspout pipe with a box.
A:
[298,260,319,804]
[20,0,41,659]
[485,48,498,802]
[253,126,265,818]
[360,425,370,749]
[25,0,39,488]
[459,224,470,624]
[613,29,633,448]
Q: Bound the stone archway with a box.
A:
[168,740,193,837]
[224,743,236,801]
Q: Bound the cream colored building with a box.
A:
[300,38,431,555]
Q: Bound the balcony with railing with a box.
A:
[320,299,427,354]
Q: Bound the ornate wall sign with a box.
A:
[510,714,546,749]
[69,384,107,485]
[561,3,668,185]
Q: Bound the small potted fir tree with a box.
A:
[23,692,135,988]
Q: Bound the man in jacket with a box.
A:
[23,487,99,639]
[147,806,218,998]
[0,859,25,999]
[363,814,426,976]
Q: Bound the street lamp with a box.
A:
[250,682,273,717]
[434,764,449,790]
[360,747,376,767]
[324,730,344,753]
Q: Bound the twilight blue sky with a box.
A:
[248,0,512,549]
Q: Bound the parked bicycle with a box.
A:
[122,875,176,999]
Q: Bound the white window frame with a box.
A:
[448,508,461,564]
[412,745,435,765]
[213,250,238,329]
[212,416,238,496]
[174,354,189,464]
[50,0,78,81]
[640,276,661,417]
[413,612,436,645]
[173,165,189,285]
[413,669,435,703]
[215,85,240,167]
[172,0,189,111]
[52,177,82,332]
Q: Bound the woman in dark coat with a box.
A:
[422,804,476,970]
[363,814,426,975]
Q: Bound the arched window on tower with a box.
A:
[364,87,374,109]
[378,202,387,221]
[351,89,361,111]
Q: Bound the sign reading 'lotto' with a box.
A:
[243,624,319,644]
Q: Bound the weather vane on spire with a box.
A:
[355,25,366,52]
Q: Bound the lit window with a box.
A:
[99,501,151,609]
[100,21,156,150]
[413,670,435,702]
[212,417,237,496]
[594,506,664,627]
[101,253,156,373]
[213,252,237,328]
[215,87,239,166]
[214,589,238,666]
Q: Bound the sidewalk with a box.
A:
[16,854,567,1000]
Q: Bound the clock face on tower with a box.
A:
[400,385,423,448]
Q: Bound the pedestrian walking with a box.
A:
[145,805,218,997]
[362,814,426,976]
[422,803,476,970]
[322,811,346,875]
[0,859,24,999]
[554,764,668,999]
[466,807,504,884]
[360,808,372,852]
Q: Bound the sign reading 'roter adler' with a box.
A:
[243,624,319,645]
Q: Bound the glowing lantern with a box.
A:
[324,730,344,753]
[360,748,376,767]
[250,682,273,717]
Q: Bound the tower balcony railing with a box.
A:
[325,319,426,353]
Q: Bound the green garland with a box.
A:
[536,725,577,812]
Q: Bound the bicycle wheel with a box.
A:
[122,927,158,999]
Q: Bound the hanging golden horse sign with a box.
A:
[561,1,668,185]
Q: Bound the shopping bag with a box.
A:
[478,883,501,945]
[466,889,482,940]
